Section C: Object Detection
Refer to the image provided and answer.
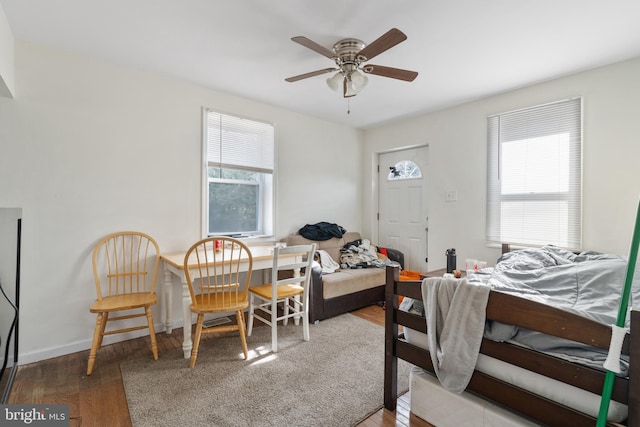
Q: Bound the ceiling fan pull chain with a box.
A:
[347,98,350,115]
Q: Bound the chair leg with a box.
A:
[239,309,246,330]
[190,313,204,368]
[87,312,106,376]
[247,294,255,336]
[97,312,109,349]
[145,306,159,360]
[302,309,310,342]
[283,298,289,326]
[304,294,311,341]
[237,310,249,360]
[293,295,301,326]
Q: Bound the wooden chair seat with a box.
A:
[249,283,304,300]
[90,293,157,312]
[190,293,249,313]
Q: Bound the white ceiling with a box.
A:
[2,0,640,129]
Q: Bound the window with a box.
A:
[203,109,274,238]
[486,97,582,249]
[388,160,422,180]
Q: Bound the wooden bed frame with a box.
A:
[383,265,639,426]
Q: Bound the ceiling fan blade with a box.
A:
[291,36,335,59]
[363,65,418,82]
[285,68,337,82]
[357,28,407,61]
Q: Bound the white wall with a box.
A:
[0,42,363,363]
[363,57,640,271]
[0,3,15,98]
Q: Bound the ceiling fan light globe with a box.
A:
[326,73,343,92]
[350,70,368,93]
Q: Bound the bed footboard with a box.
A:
[383,265,637,427]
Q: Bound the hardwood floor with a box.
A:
[7,304,433,427]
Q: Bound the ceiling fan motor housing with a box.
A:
[332,38,366,73]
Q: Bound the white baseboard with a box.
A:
[17,320,182,366]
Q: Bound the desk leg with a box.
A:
[163,266,173,334]
[182,278,193,359]
[293,267,301,326]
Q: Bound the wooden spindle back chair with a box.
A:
[183,237,253,367]
[87,231,160,375]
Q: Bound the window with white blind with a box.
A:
[203,109,275,238]
[486,97,582,249]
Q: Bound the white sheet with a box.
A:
[410,367,541,427]
[404,327,628,423]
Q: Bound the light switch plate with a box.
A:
[445,190,457,202]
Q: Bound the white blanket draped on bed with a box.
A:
[422,277,490,393]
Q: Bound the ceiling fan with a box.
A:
[285,28,419,98]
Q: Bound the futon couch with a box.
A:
[281,231,404,323]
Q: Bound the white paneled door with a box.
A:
[378,146,429,272]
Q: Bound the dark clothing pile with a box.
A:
[299,222,346,241]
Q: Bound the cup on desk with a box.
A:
[214,240,222,252]
[465,259,487,273]
[465,258,477,272]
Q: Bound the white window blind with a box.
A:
[486,97,582,249]
[206,111,274,173]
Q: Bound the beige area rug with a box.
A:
[121,313,412,427]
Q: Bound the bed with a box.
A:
[384,246,640,426]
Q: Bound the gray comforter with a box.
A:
[467,246,640,375]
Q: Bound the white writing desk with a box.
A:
[160,245,299,359]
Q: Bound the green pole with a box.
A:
[596,198,640,426]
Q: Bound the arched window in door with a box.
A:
[388,160,422,180]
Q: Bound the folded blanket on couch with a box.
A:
[422,277,490,393]
[315,249,341,273]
